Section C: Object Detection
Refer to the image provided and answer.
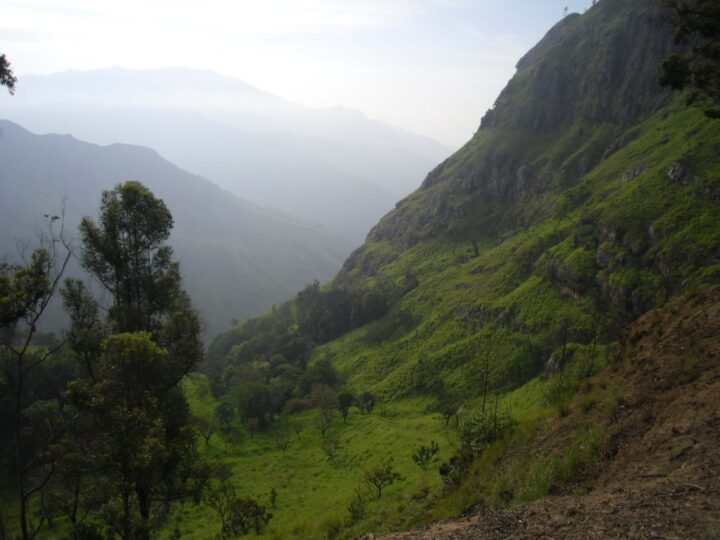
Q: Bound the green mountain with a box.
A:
[0,120,349,338]
[198,0,720,536]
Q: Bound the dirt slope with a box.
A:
[382,287,720,539]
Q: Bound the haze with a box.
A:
[5,0,593,146]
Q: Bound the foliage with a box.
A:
[56,182,206,539]
[346,488,368,525]
[314,409,333,439]
[274,429,292,451]
[661,0,720,108]
[412,441,440,470]
[458,409,516,454]
[321,437,342,464]
[336,392,355,423]
[0,217,72,540]
[363,458,403,499]
[0,53,16,95]
[204,463,272,539]
[356,391,378,414]
[192,413,218,447]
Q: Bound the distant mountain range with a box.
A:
[1,68,454,245]
[0,119,349,338]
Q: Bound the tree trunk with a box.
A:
[136,485,151,540]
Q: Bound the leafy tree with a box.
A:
[412,441,440,470]
[660,0,720,110]
[356,391,378,414]
[0,219,71,540]
[363,458,403,499]
[435,392,463,427]
[204,464,272,539]
[321,437,342,464]
[274,429,292,451]
[290,418,304,440]
[215,401,236,435]
[64,182,205,539]
[192,413,219,448]
[235,382,274,427]
[0,54,16,94]
[346,488,368,525]
[311,383,337,411]
[68,333,206,539]
[336,392,355,423]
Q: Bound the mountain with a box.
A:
[197,0,720,537]
[0,68,454,245]
[0,119,349,338]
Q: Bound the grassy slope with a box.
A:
[322,100,720,398]
[14,88,720,540]
[179,100,720,539]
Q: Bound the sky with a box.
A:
[2,0,594,146]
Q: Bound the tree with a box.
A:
[314,409,333,439]
[68,333,205,539]
[660,1,720,110]
[215,401,236,432]
[356,391,377,414]
[204,463,272,539]
[1,217,72,540]
[412,441,440,470]
[274,429,291,451]
[435,392,463,427]
[65,182,205,539]
[0,54,17,94]
[193,413,219,448]
[321,437,342,464]
[363,458,403,499]
[336,392,355,423]
[290,418,304,440]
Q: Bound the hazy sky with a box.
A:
[3,0,593,146]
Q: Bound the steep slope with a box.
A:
[209,0,720,389]
[383,286,720,539]
[0,120,349,338]
[320,0,720,395]
[200,2,720,535]
[1,68,453,245]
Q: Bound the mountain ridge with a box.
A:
[2,67,454,244]
[0,119,350,339]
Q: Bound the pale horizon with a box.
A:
[4,0,595,147]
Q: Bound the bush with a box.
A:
[347,488,368,525]
[412,441,440,470]
[223,497,272,537]
[458,410,515,454]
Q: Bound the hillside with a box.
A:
[1,68,453,245]
[198,0,720,537]
[383,286,720,539]
[0,120,348,338]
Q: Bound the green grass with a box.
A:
[169,379,459,539]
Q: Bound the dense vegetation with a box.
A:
[1,0,719,538]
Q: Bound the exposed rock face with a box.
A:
[359,0,677,253]
[481,2,674,132]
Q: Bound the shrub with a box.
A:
[458,410,515,454]
[412,441,440,470]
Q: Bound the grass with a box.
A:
[167,379,458,539]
